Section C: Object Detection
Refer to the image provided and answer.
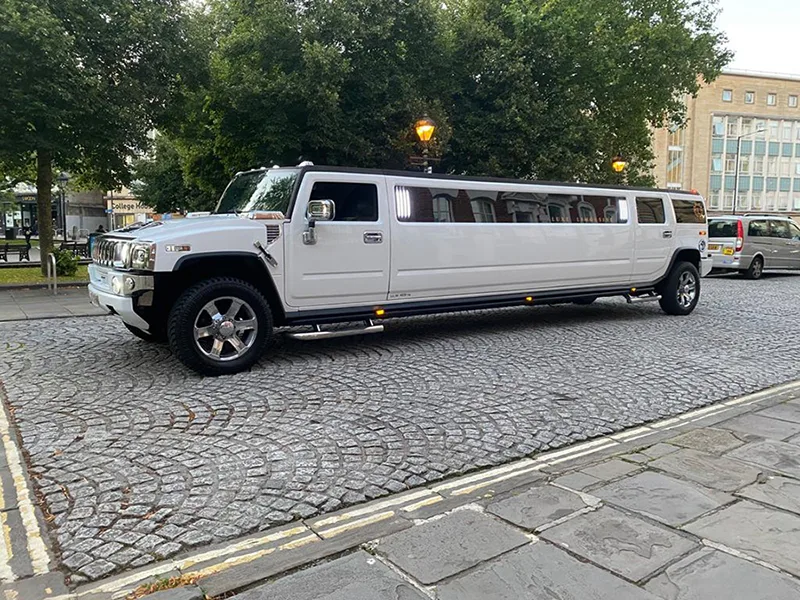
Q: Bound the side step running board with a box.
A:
[286,320,384,341]
[624,294,661,304]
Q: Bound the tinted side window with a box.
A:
[748,221,768,237]
[770,220,791,239]
[789,222,800,240]
[395,186,625,224]
[310,182,378,222]
[636,198,666,224]
[672,199,706,223]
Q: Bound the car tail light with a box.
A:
[736,220,744,252]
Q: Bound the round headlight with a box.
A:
[111,276,122,295]
[124,276,136,293]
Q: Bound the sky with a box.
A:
[716,0,800,75]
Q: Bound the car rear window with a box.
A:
[709,220,738,238]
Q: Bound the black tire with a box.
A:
[658,261,701,316]
[124,322,167,343]
[168,277,273,376]
[573,296,597,305]
[743,256,764,280]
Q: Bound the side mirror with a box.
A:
[303,199,335,245]
[306,199,335,222]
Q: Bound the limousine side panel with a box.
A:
[386,176,635,301]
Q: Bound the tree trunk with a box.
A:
[36,149,54,276]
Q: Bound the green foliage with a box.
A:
[131,136,218,214]
[53,248,79,277]
[0,0,190,269]
[167,0,729,191]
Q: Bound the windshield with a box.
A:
[215,168,299,215]
[709,219,738,238]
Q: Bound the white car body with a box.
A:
[88,166,711,374]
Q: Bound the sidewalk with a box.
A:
[52,380,800,600]
[0,287,106,321]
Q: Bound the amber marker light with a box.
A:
[375,309,386,317]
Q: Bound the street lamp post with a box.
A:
[414,115,436,173]
[732,129,766,215]
[56,173,69,241]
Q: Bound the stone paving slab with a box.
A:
[727,440,800,478]
[376,510,528,585]
[645,548,800,600]
[736,475,800,515]
[486,484,588,531]
[234,551,427,600]
[437,542,661,600]
[540,506,697,582]
[718,413,800,441]
[649,449,761,492]
[580,458,640,481]
[593,471,732,526]
[756,403,800,424]
[665,428,745,454]
[684,501,800,577]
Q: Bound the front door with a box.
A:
[284,173,390,308]
[769,220,793,268]
[787,221,800,268]
[633,195,675,282]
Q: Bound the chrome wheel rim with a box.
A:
[753,259,763,277]
[677,271,697,308]
[193,296,258,362]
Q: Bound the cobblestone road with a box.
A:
[2,274,800,583]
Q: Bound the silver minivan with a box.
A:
[708,214,800,279]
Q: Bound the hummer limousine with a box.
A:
[89,165,711,375]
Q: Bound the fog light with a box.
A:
[124,276,136,293]
[111,276,122,295]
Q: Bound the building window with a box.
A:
[727,119,738,137]
[782,160,791,177]
[752,192,763,209]
[778,192,790,211]
[745,91,755,104]
[709,192,720,209]
[722,89,733,102]
[741,118,753,136]
[725,153,737,173]
[740,155,751,174]
[723,191,734,209]
[667,149,684,185]
[711,157,723,173]
[794,196,800,210]
[470,198,496,223]
[768,157,778,174]
[784,123,793,141]
[769,121,779,138]
[752,157,764,175]
[432,195,453,222]
[756,120,767,138]
[767,93,777,106]
[712,116,724,137]
[790,95,798,108]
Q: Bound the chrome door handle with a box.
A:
[662,231,673,238]
[363,232,383,244]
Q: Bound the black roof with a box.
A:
[293,165,700,197]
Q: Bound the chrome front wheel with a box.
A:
[676,271,697,309]
[193,297,259,361]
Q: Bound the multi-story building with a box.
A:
[652,70,800,217]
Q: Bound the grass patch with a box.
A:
[126,575,201,599]
[1,239,37,247]
[0,265,88,286]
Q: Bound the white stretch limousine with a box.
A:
[89,166,711,375]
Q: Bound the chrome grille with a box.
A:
[92,238,121,267]
[265,224,281,244]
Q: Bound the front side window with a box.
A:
[789,222,800,240]
[636,198,666,224]
[215,168,299,215]
[671,199,706,223]
[310,182,378,222]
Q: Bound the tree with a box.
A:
[131,135,218,214]
[167,0,729,190]
[0,0,188,273]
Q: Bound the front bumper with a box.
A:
[87,264,154,331]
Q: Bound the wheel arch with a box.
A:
[168,252,286,325]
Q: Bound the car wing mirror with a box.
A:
[304,199,335,245]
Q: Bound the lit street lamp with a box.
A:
[414,115,436,173]
[732,129,767,215]
[611,155,628,174]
